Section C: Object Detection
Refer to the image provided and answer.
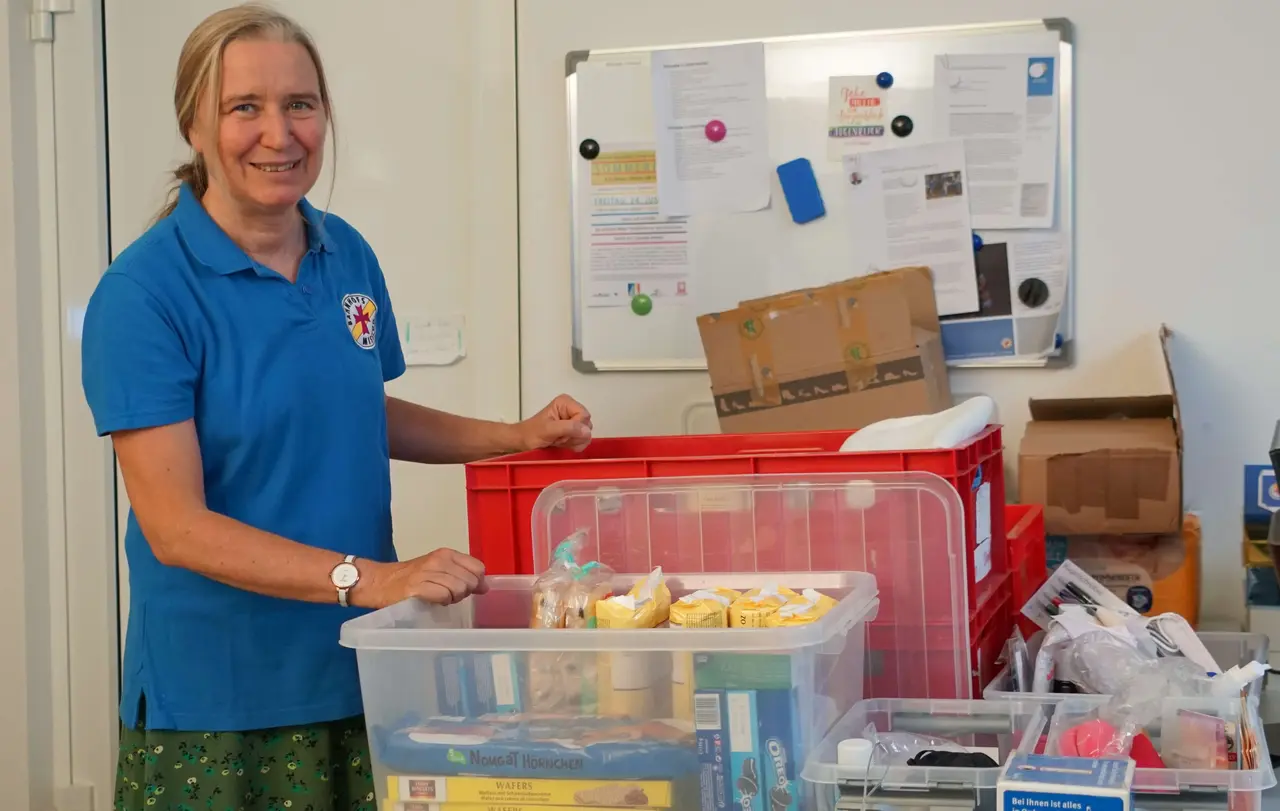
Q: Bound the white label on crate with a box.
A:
[694,487,748,512]
[973,482,993,583]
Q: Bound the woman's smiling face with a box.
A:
[192,37,327,213]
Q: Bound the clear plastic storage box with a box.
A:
[340,472,969,810]
[803,695,1274,811]
[1032,694,1275,796]
[803,698,1045,810]
[530,472,974,701]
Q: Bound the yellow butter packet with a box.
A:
[764,588,837,627]
[597,566,671,629]
[670,587,742,628]
[728,584,798,628]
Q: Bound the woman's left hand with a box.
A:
[519,394,593,452]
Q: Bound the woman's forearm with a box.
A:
[385,395,527,464]
[154,508,389,608]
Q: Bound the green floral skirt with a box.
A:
[115,711,376,811]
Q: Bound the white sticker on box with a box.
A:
[695,488,748,512]
[973,481,992,583]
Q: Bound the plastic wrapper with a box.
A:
[1000,627,1032,693]
[858,723,969,766]
[763,588,837,627]
[1161,707,1238,769]
[728,583,798,628]
[669,586,741,628]
[597,566,671,629]
[1044,629,1217,760]
[529,532,615,629]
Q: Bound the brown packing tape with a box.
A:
[735,307,781,407]
[1045,450,1172,517]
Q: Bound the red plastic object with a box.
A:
[465,426,1007,610]
[1007,504,1048,637]
[866,572,1012,699]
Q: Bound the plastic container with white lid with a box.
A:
[340,472,968,810]
[983,629,1271,701]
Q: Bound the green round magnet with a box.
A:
[630,293,653,315]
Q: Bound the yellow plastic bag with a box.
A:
[597,567,671,629]
[670,587,741,628]
[728,584,798,628]
[763,588,837,627]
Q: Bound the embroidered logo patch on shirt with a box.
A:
[342,293,378,349]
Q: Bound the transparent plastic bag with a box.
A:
[529,530,615,629]
[859,723,968,766]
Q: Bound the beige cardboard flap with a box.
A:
[1020,418,1177,457]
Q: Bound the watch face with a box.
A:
[332,562,359,589]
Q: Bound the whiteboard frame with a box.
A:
[565,17,1075,373]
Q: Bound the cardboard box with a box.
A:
[1019,326,1180,535]
[1045,513,1200,625]
[696,267,951,433]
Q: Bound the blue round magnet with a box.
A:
[876,71,894,89]
[972,232,983,251]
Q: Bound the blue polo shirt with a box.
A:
[81,183,406,731]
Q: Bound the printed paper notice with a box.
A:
[578,145,691,308]
[842,140,980,316]
[940,230,1069,360]
[934,54,1060,229]
[400,314,465,366]
[826,75,888,160]
[650,42,771,217]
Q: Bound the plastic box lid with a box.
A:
[339,569,876,652]
[527,471,972,699]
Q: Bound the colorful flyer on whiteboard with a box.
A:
[826,75,887,160]
[576,143,692,308]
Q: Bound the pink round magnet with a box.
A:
[704,119,726,142]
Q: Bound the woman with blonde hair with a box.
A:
[81,4,592,809]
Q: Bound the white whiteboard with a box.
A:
[567,19,1074,372]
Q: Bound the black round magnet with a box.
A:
[891,115,913,137]
[578,138,600,160]
[876,71,894,89]
[1018,277,1051,308]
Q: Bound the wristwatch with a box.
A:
[330,554,360,607]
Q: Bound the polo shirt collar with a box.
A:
[173,182,333,276]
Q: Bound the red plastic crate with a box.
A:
[866,571,1012,699]
[465,426,1007,615]
[1007,504,1048,638]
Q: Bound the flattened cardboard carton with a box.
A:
[1019,326,1181,535]
[696,267,951,434]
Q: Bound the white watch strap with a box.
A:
[337,553,355,607]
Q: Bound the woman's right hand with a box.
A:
[357,549,489,609]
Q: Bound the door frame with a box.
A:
[42,0,527,805]
[42,0,122,806]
